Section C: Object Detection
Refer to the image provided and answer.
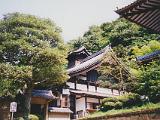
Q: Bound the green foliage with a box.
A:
[102,97,118,103]
[118,93,142,108]
[100,93,142,111]
[135,61,160,102]
[68,18,159,93]
[16,114,39,120]
[132,40,160,56]
[29,114,39,120]
[16,117,24,120]
[83,102,160,119]
[0,12,68,118]
[130,41,160,103]
[68,18,158,54]
[129,68,141,77]
[68,13,160,119]
[97,80,112,88]
[0,12,68,93]
[68,25,108,53]
[98,51,134,91]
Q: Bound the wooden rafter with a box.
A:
[116,0,160,33]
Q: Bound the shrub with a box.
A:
[101,97,121,111]
[118,93,142,108]
[114,101,123,109]
[16,117,24,120]
[29,114,39,120]
[103,102,116,110]
[100,93,142,111]
[16,114,39,120]
[101,101,123,111]
[102,97,118,104]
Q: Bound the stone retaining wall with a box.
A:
[81,109,160,120]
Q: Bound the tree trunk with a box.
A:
[23,86,33,120]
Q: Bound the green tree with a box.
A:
[68,25,108,53]
[0,13,68,119]
[98,50,135,92]
[132,40,160,56]
[135,61,160,102]
[68,18,158,54]
[68,18,159,93]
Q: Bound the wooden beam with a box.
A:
[31,97,47,104]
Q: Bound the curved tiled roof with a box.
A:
[136,50,160,62]
[49,107,73,113]
[67,46,111,76]
[70,89,119,98]
[32,90,55,100]
[68,46,91,57]
[116,0,160,33]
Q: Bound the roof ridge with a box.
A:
[80,45,110,63]
[67,45,111,76]
[68,46,91,56]
[137,50,160,62]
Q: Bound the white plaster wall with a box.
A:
[89,85,96,92]
[76,97,86,112]
[62,89,70,95]
[78,76,87,80]
[97,87,112,94]
[113,89,120,95]
[87,97,99,103]
[49,113,70,120]
[97,87,120,96]
[77,84,87,91]
[66,82,75,89]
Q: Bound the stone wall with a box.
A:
[81,109,160,120]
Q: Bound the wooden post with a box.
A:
[85,96,87,109]
[45,102,48,120]
[95,83,97,92]
[87,82,89,91]
[85,96,87,117]
[67,95,70,108]
[60,94,62,108]
[74,95,77,119]
[98,98,101,104]
[75,79,77,90]
[11,112,13,120]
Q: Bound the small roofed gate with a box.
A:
[31,90,56,120]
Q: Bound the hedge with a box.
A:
[100,93,142,111]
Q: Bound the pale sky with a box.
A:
[0,0,135,41]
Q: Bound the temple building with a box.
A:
[0,46,121,120]
[46,46,122,120]
[17,1,160,119]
